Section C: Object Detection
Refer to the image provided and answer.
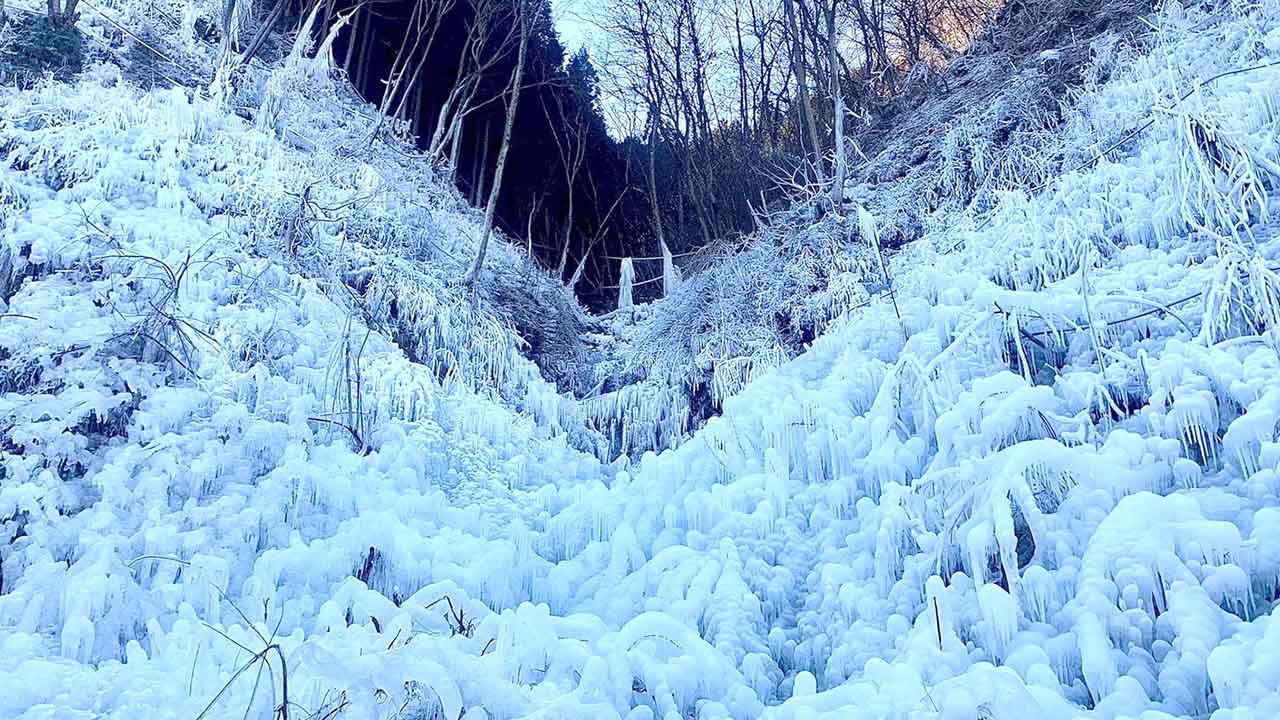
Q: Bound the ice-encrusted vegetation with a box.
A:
[5,1,1280,719]
[588,0,1162,459]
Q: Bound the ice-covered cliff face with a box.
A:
[5,2,1280,719]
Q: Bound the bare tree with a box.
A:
[378,0,457,126]
[45,0,80,26]
[827,0,847,210]
[465,0,530,287]
[541,92,590,280]
[783,0,825,186]
[426,0,522,167]
[629,0,670,251]
[578,0,995,282]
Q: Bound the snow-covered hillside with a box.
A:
[5,2,1280,719]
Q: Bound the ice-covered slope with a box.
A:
[6,2,1280,720]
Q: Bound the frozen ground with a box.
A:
[4,2,1280,719]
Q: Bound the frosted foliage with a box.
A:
[8,3,1280,720]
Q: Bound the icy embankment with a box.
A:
[6,2,1280,719]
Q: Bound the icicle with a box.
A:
[1021,565,1056,623]
[977,583,1018,660]
[1078,612,1118,704]
[1202,563,1252,618]
[661,240,681,297]
[618,257,635,320]
[967,521,995,587]
[60,615,95,664]
[1168,388,1219,465]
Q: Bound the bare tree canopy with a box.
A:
[316,0,996,306]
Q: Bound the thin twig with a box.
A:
[127,554,192,567]
[306,416,365,451]
[188,642,201,698]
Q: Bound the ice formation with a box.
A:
[4,2,1280,720]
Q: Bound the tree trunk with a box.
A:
[474,118,491,205]
[828,2,847,211]
[238,0,290,66]
[342,5,363,74]
[465,0,529,288]
[352,12,375,90]
[782,0,825,186]
[734,8,750,141]
[557,184,576,279]
[646,107,666,251]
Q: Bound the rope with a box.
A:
[601,247,706,262]
[598,274,664,291]
[77,0,169,61]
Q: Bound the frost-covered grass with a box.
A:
[6,1,1280,720]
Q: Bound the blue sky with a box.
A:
[551,0,596,52]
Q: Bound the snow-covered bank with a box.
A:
[5,1,1280,719]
